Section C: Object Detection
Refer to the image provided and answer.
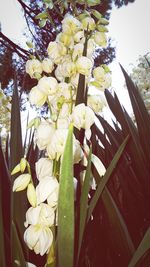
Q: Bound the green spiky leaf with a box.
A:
[87,135,129,221]
[58,124,74,267]
[128,227,150,267]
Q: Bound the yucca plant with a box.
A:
[0,2,150,267]
[1,68,150,267]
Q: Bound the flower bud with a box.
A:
[27,183,37,207]
[11,163,20,175]
[13,174,31,192]
[20,158,27,173]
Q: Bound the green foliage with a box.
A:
[128,227,150,267]
[87,135,129,221]
[78,146,92,260]
[58,124,74,267]
[88,66,150,266]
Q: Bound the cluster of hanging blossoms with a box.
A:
[130,53,150,112]
[0,85,11,147]
[12,11,111,257]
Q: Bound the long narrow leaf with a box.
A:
[58,124,74,267]
[128,227,150,267]
[10,77,28,260]
[102,188,135,260]
[78,146,92,260]
[121,66,150,165]
[10,76,23,170]
[87,135,129,221]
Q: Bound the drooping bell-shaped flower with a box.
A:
[36,176,59,205]
[35,158,53,180]
[35,120,55,150]
[24,203,55,228]
[26,59,42,79]
[24,224,53,256]
[29,86,47,107]
[72,103,95,130]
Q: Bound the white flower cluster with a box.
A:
[26,13,111,113]
[0,85,11,147]
[12,157,58,256]
[13,12,112,258]
[130,53,150,112]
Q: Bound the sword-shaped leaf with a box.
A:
[128,227,150,267]
[87,135,129,221]
[78,146,92,260]
[58,124,74,267]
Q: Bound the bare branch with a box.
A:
[0,32,29,60]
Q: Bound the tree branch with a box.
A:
[0,32,29,60]
[17,0,36,14]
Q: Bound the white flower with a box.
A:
[47,187,59,208]
[87,94,106,112]
[72,43,83,61]
[35,120,55,150]
[81,16,96,31]
[93,66,111,90]
[24,225,53,256]
[29,86,47,107]
[13,174,31,192]
[93,31,107,47]
[57,83,72,100]
[47,129,68,160]
[76,56,93,76]
[36,158,53,180]
[54,65,65,82]
[57,103,71,129]
[72,103,95,130]
[93,66,105,81]
[26,59,42,78]
[24,206,41,227]
[70,73,79,88]
[36,176,59,205]
[39,203,55,226]
[87,39,96,58]
[24,203,55,227]
[74,31,85,43]
[56,61,76,78]
[62,14,81,35]
[58,32,74,48]
[38,76,58,96]
[73,139,82,164]
[104,73,112,88]
[47,41,67,64]
[27,183,37,207]
[42,58,54,73]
